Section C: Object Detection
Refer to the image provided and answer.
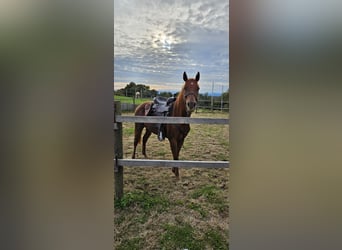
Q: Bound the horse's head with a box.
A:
[182,71,200,113]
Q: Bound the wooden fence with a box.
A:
[196,100,229,112]
[119,100,229,112]
[114,101,230,200]
[120,102,137,112]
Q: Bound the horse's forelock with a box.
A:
[183,78,199,93]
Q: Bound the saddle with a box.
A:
[145,96,176,141]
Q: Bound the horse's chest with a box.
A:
[180,124,190,135]
[167,124,190,137]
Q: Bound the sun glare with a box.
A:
[152,32,174,50]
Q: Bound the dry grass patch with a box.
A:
[115,112,229,249]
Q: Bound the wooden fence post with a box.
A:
[114,101,123,200]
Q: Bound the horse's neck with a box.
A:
[172,97,189,117]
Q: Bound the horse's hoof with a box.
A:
[172,167,180,179]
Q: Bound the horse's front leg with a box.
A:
[169,138,180,178]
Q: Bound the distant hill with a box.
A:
[210,92,223,97]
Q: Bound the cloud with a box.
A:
[114,0,229,93]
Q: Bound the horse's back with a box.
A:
[134,101,153,116]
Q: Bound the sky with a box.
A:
[114,0,229,94]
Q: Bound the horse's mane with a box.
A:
[173,82,189,117]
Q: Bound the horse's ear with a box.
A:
[183,72,188,82]
[195,72,200,81]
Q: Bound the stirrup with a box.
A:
[158,131,164,141]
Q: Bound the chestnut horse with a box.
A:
[132,72,200,178]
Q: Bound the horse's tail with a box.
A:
[133,103,147,145]
[134,101,154,145]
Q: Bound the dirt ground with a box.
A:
[114,111,229,249]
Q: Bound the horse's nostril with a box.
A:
[187,102,196,110]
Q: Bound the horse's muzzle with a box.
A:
[186,101,197,112]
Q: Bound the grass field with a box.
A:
[114,112,229,249]
[114,95,152,105]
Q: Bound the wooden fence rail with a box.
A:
[118,159,229,168]
[116,115,229,124]
[114,101,229,200]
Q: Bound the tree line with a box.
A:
[114,82,229,103]
[114,82,158,98]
